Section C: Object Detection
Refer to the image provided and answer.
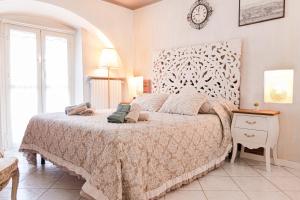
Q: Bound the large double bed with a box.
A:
[19,39,241,200]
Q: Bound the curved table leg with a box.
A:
[231,142,238,164]
[265,147,271,172]
[272,145,279,166]
[11,168,19,200]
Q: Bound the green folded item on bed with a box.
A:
[116,104,131,113]
[107,104,131,123]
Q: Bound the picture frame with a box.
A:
[239,0,285,26]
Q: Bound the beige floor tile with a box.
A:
[165,190,206,200]
[229,158,249,166]
[19,172,62,189]
[18,164,38,175]
[284,167,300,178]
[0,188,46,200]
[244,191,290,200]
[252,165,294,177]
[207,167,228,177]
[266,176,300,191]
[199,176,239,191]
[204,190,248,200]
[38,189,81,200]
[179,180,202,191]
[285,191,300,200]
[34,166,65,178]
[223,163,260,177]
[233,177,278,192]
[51,174,86,189]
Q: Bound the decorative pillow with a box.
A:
[131,93,169,112]
[199,98,238,114]
[199,101,216,114]
[159,93,207,116]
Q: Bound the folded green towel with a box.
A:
[116,104,131,113]
[107,104,131,123]
[107,112,128,123]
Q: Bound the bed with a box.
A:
[19,39,241,200]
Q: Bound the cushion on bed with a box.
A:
[199,98,238,114]
[159,92,207,116]
[131,93,169,112]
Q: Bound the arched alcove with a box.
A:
[0,0,131,102]
[0,0,114,47]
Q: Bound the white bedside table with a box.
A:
[230,109,280,172]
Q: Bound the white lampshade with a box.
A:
[129,76,144,98]
[99,48,120,69]
[134,76,144,96]
[264,69,294,104]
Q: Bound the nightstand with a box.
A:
[230,109,280,172]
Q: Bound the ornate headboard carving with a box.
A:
[152,39,241,106]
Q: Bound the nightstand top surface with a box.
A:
[232,109,280,116]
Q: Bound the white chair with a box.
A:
[0,150,19,200]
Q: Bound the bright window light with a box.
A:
[264,69,294,104]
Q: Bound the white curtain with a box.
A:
[0,20,8,150]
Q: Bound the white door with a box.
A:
[6,25,41,147]
[5,24,74,148]
[42,31,74,113]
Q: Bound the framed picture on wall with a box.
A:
[239,0,285,26]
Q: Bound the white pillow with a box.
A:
[199,97,238,114]
[159,93,207,116]
[132,93,169,112]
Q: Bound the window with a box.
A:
[4,24,74,147]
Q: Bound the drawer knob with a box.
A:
[246,121,256,125]
[244,133,255,138]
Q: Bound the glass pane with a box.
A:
[9,29,38,147]
[10,88,38,146]
[9,29,37,87]
[44,35,70,113]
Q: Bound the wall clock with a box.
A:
[187,0,213,30]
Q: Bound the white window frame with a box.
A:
[41,30,75,111]
[0,21,75,148]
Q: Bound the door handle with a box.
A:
[246,121,256,125]
[244,133,255,138]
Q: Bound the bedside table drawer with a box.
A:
[233,129,268,145]
[234,115,268,131]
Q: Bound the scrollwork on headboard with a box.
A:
[152,39,241,106]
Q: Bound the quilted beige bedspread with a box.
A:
[20,103,232,200]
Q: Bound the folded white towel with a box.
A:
[67,104,88,116]
[125,103,142,123]
[138,112,149,121]
[65,102,91,115]
[79,108,95,116]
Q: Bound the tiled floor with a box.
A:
[1,151,300,200]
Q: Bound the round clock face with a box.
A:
[192,5,208,24]
[187,0,213,30]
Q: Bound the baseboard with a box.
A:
[240,151,300,170]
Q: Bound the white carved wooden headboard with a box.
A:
[152,39,241,106]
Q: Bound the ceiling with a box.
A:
[102,0,162,10]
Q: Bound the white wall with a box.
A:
[36,0,135,77]
[134,0,300,163]
[36,0,135,101]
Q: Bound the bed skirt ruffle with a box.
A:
[20,144,232,200]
